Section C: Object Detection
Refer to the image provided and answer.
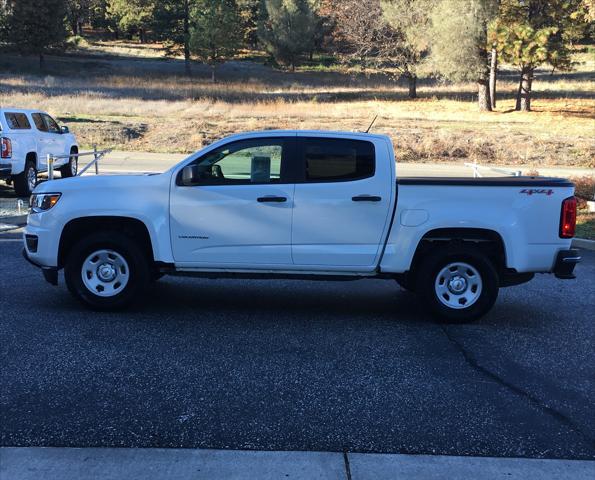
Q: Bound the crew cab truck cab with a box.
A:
[22,131,580,322]
[0,108,79,197]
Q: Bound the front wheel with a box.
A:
[59,150,78,178]
[64,232,150,310]
[416,246,499,323]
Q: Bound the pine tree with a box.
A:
[107,0,154,43]
[494,0,590,111]
[259,0,318,71]
[190,0,242,82]
[429,0,498,111]
[3,0,68,69]
[153,0,194,75]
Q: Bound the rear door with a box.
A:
[291,135,394,270]
[31,113,51,170]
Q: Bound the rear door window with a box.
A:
[4,113,31,130]
[301,138,375,182]
[32,113,48,132]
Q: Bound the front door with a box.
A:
[170,137,296,267]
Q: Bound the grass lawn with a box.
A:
[0,39,593,168]
[576,211,595,240]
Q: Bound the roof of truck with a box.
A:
[0,107,45,114]
[222,129,392,141]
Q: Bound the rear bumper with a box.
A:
[553,249,581,279]
[0,163,11,179]
[22,247,58,285]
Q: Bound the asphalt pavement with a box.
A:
[1,240,594,460]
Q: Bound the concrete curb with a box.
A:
[572,238,595,251]
[1,447,594,480]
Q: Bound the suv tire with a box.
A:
[65,231,150,310]
[415,245,499,323]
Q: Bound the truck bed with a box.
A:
[398,176,574,187]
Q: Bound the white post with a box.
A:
[94,145,99,175]
[47,154,53,180]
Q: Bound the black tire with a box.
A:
[13,159,37,197]
[59,149,78,178]
[64,231,150,310]
[415,245,499,323]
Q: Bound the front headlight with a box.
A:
[30,193,61,213]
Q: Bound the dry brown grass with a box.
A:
[0,46,593,167]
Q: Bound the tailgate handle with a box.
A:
[352,195,382,202]
[257,196,287,203]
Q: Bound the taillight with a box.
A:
[559,196,577,238]
[1,137,11,158]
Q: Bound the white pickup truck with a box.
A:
[0,108,79,196]
[22,131,580,322]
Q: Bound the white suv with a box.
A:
[0,108,79,197]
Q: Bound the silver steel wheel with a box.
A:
[81,249,130,297]
[26,166,37,192]
[70,156,78,175]
[435,262,482,310]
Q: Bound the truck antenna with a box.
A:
[364,115,378,133]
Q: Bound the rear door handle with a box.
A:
[257,196,287,203]
[352,195,382,202]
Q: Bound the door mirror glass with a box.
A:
[60,126,69,134]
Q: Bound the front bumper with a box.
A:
[22,247,58,285]
[553,249,581,279]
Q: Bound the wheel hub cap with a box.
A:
[97,263,117,282]
[81,249,129,297]
[435,262,483,310]
[448,275,467,294]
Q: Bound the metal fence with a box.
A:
[464,161,522,178]
[46,145,112,180]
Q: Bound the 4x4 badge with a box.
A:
[520,189,554,196]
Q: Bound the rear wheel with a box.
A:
[64,232,150,310]
[13,159,37,197]
[59,149,78,178]
[416,246,499,323]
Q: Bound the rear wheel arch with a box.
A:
[408,228,507,279]
[58,216,155,268]
[25,151,38,168]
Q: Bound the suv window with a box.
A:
[4,113,31,130]
[43,114,60,133]
[302,138,375,182]
[32,113,47,132]
[182,138,287,185]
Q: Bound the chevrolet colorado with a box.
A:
[22,131,580,322]
[0,108,79,196]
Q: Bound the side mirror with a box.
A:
[181,165,196,185]
[60,126,69,134]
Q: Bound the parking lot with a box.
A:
[1,237,594,461]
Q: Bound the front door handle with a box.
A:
[352,195,382,202]
[257,196,287,203]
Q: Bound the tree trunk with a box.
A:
[489,47,497,109]
[139,28,146,44]
[39,53,45,71]
[407,74,417,99]
[184,0,191,76]
[477,79,492,111]
[516,67,533,112]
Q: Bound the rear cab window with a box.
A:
[300,137,375,182]
[4,112,32,130]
